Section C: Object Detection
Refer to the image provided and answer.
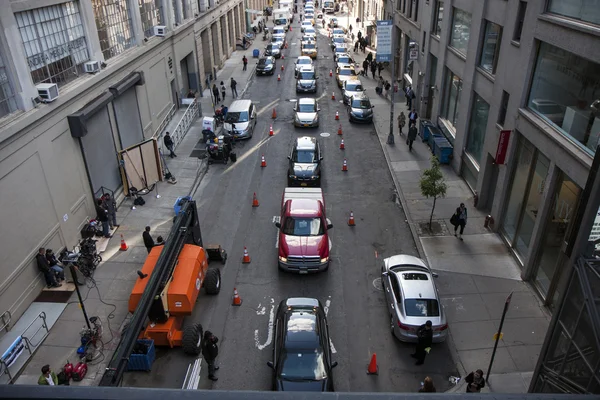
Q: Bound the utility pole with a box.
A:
[386,24,396,145]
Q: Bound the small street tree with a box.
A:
[420,156,448,230]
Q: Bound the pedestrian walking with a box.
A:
[230,77,238,98]
[38,365,58,385]
[202,331,220,381]
[354,40,359,53]
[406,86,415,109]
[419,376,436,392]
[408,108,419,127]
[366,51,373,63]
[95,199,111,238]
[411,320,433,365]
[451,203,468,239]
[37,248,60,288]
[370,61,377,79]
[351,32,355,42]
[242,36,247,49]
[465,369,485,393]
[242,55,248,71]
[164,132,176,158]
[220,81,226,101]
[349,24,353,34]
[212,84,220,103]
[102,193,118,229]
[357,30,362,40]
[407,123,418,151]
[362,59,369,76]
[405,85,412,106]
[142,226,155,254]
[384,80,391,98]
[398,112,406,136]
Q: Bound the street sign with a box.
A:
[495,130,512,165]
[409,49,418,60]
[375,20,393,63]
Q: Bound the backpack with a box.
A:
[385,83,391,91]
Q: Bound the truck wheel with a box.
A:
[204,268,221,294]
[182,323,204,355]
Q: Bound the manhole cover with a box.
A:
[320,132,331,137]
[372,278,383,291]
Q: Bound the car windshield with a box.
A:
[282,216,323,236]
[280,349,327,380]
[351,99,370,109]
[338,69,355,76]
[298,59,311,65]
[272,38,281,43]
[294,149,316,162]
[302,21,312,25]
[275,19,287,25]
[259,58,273,65]
[298,103,316,112]
[224,111,249,123]
[305,29,315,34]
[333,37,344,43]
[303,43,316,49]
[346,82,363,91]
[404,299,441,317]
[338,56,351,63]
[335,47,346,53]
[298,71,316,79]
[274,28,285,34]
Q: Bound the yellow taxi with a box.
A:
[301,41,318,59]
[335,65,358,88]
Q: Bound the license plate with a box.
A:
[301,183,307,186]
[303,124,309,127]
[299,270,308,274]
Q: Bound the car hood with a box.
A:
[296,112,317,120]
[258,63,274,69]
[344,89,363,98]
[265,48,280,53]
[280,234,327,257]
[350,107,372,116]
[224,121,250,132]
[291,162,318,175]
[298,79,316,86]
[277,378,328,391]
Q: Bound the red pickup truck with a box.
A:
[275,188,333,273]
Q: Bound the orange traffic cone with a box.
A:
[252,192,260,207]
[335,111,340,120]
[277,74,281,81]
[331,91,336,100]
[281,64,284,71]
[232,288,242,306]
[269,124,274,135]
[261,155,267,167]
[329,69,333,77]
[337,124,343,135]
[340,139,345,150]
[282,54,285,59]
[119,234,128,251]
[342,158,348,172]
[272,108,277,119]
[348,211,356,226]
[242,247,251,263]
[367,353,378,375]
[289,25,292,31]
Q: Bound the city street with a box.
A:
[123,12,458,393]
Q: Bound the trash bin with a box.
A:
[126,339,155,371]
[174,196,192,216]
[428,127,444,152]
[419,120,435,142]
[433,137,453,164]
[253,48,260,58]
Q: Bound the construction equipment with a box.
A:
[99,198,226,386]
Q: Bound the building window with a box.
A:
[449,8,471,56]
[407,0,413,18]
[15,2,90,87]
[465,93,490,165]
[421,31,426,53]
[413,0,419,21]
[547,0,600,26]
[441,68,462,129]
[0,50,18,118]
[432,1,443,36]
[498,90,509,126]
[92,0,135,60]
[513,1,526,42]
[138,0,163,37]
[528,42,600,155]
[479,21,502,74]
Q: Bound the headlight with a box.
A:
[320,257,329,263]
[289,174,297,179]
[279,256,287,262]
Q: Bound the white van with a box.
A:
[279,0,293,10]
[323,0,335,13]
[273,9,291,30]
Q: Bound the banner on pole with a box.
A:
[375,20,393,63]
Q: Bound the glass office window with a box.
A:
[513,1,527,42]
[92,0,135,60]
[465,93,490,165]
[528,42,600,155]
[139,0,163,37]
[548,0,600,25]
[449,8,471,55]
[0,50,18,118]
[441,68,462,129]
[433,1,443,36]
[479,21,502,74]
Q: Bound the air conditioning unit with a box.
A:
[36,83,59,103]
[154,25,167,37]
[84,60,100,74]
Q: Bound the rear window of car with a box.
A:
[303,43,316,49]
[338,68,355,76]
[404,299,440,317]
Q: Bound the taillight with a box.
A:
[397,321,412,331]
[435,323,449,331]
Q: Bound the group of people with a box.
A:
[212,77,239,104]
[353,30,369,53]
[417,371,485,393]
[397,108,419,151]
[142,226,165,254]
[95,193,118,238]
[36,247,65,288]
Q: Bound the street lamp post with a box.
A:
[387,24,396,145]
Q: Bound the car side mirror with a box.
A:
[331,361,338,368]
[267,361,274,369]
[432,272,439,278]
[287,155,291,159]
[316,76,319,79]
[275,222,281,228]
[319,156,324,161]
[317,107,321,112]
[327,223,333,230]
[372,105,375,108]
[382,271,388,277]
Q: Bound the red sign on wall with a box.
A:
[495,130,512,165]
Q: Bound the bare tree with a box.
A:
[420,156,448,230]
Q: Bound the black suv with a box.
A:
[288,136,322,186]
[257,56,276,75]
[267,298,338,391]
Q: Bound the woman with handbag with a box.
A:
[451,203,468,240]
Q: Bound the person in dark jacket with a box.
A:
[164,132,176,158]
[212,83,220,103]
[408,108,419,127]
[37,248,60,288]
[45,249,65,282]
[102,193,118,229]
[370,61,377,79]
[419,376,436,392]
[230,77,238,98]
[202,331,219,381]
[220,81,226,101]
[411,320,433,365]
[95,199,111,238]
[452,203,468,239]
[465,369,485,392]
[378,62,384,77]
[407,124,418,151]
[142,226,154,254]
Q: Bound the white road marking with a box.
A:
[256,303,266,315]
[254,298,275,350]
[324,298,337,354]
[274,216,281,248]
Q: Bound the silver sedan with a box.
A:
[293,98,320,128]
[381,254,448,343]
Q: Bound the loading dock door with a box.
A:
[113,87,144,149]
[80,108,121,194]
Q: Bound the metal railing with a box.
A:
[153,104,177,139]
[170,99,201,149]
[0,311,11,334]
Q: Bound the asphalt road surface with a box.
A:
[123,14,457,393]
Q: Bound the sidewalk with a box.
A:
[343,36,551,393]
[13,49,254,387]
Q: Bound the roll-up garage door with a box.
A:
[113,87,144,149]
[80,108,121,194]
